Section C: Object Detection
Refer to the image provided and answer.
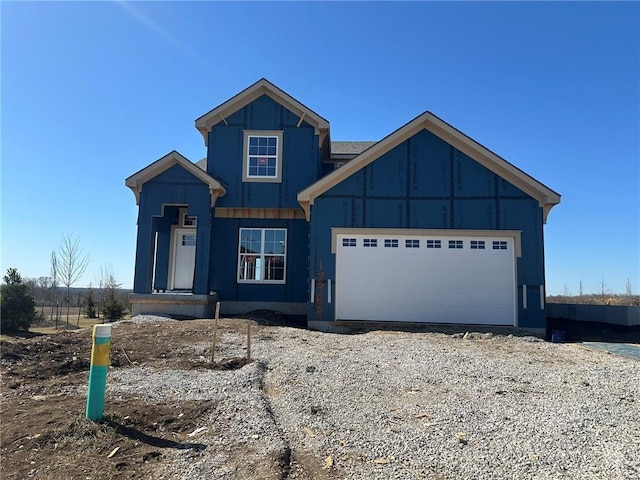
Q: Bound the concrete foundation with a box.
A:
[130,293,219,318]
[220,301,306,316]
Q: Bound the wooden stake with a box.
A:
[210,302,220,363]
[246,321,251,361]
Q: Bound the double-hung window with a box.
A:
[238,228,286,283]
[243,131,283,183]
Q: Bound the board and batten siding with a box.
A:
[134,164,212,295]
[308,128,546,329]
[206,94,323,209]
[209,218,309,304]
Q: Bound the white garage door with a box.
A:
[335,233,516,325]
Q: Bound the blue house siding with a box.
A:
[308,129,547,329]
[128,80,558,329]
[133,164,212,295]
[206,95,322,209]
[151,208,177,291]
[210,218,309,304]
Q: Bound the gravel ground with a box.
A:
[107,316,640,479]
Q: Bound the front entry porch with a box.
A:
[125,150,226,298]
[137,204,210,295]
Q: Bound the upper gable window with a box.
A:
[243,130,283,183]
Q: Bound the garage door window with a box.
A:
[492,241,508,250]
[426,240,441,249]
[363,238,377,247]
[342,238,357,247]
[470,240,485,250]
[405,239,420,248]
[384,239,399,248]
[448,240,463,249]
[238,228,286,283]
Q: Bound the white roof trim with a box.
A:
[125,150,226,207]
[298,111,561,223]
[194,78,330,146]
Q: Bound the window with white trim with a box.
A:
[363,238,377,247]
[342,238,357,247]
[243,131,283,183]
[426,240,441,249]
[470,240,485,250]
[384,239,399,248]
[405,239,420,248]
[238,228,286,283]
[492,241,508,250]
[448,240,463,249]
[183,214,197,227]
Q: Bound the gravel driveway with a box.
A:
[108,317,640,479]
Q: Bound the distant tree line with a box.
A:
[1,234,129,332]
[548,277,639,306]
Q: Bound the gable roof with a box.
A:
[195,78,330,146]
[125,150,226,207]
[298,111,561,223]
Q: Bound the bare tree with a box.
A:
[97,263,118,318]
[56,234,90,324]
[562,283,572,297]
[597,276,610,303]
[626,278,634,305]
[96,264,126,321]
[50,251,60,323]
[578,280,584,303]
[33,276,51,316]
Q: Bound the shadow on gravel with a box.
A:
[181,356,252,371]
[334,321,545,340]
[233,310,307,329]
[102,420,207,451]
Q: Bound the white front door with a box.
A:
[172,229,196,290]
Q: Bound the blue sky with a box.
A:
[2,1,638,295]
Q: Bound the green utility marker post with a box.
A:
[86,324,112,421]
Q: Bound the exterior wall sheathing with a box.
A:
[309,129,546,329]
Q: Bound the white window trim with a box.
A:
[182,213,197,228]
[242,130,283,183]
[237,228,287,284]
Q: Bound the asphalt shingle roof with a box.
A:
[330,141,377,155]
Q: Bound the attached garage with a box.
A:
[299,110,561,332]
[334,229,519,326]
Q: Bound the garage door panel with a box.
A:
[335,233,516,326]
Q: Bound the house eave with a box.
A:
[194,78,330,146]
[298,111,561,221]
[125,150,227,207]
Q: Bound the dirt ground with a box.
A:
[0,317,260,480]
[1,314,638,480]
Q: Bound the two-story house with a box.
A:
[126,79,560,333]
